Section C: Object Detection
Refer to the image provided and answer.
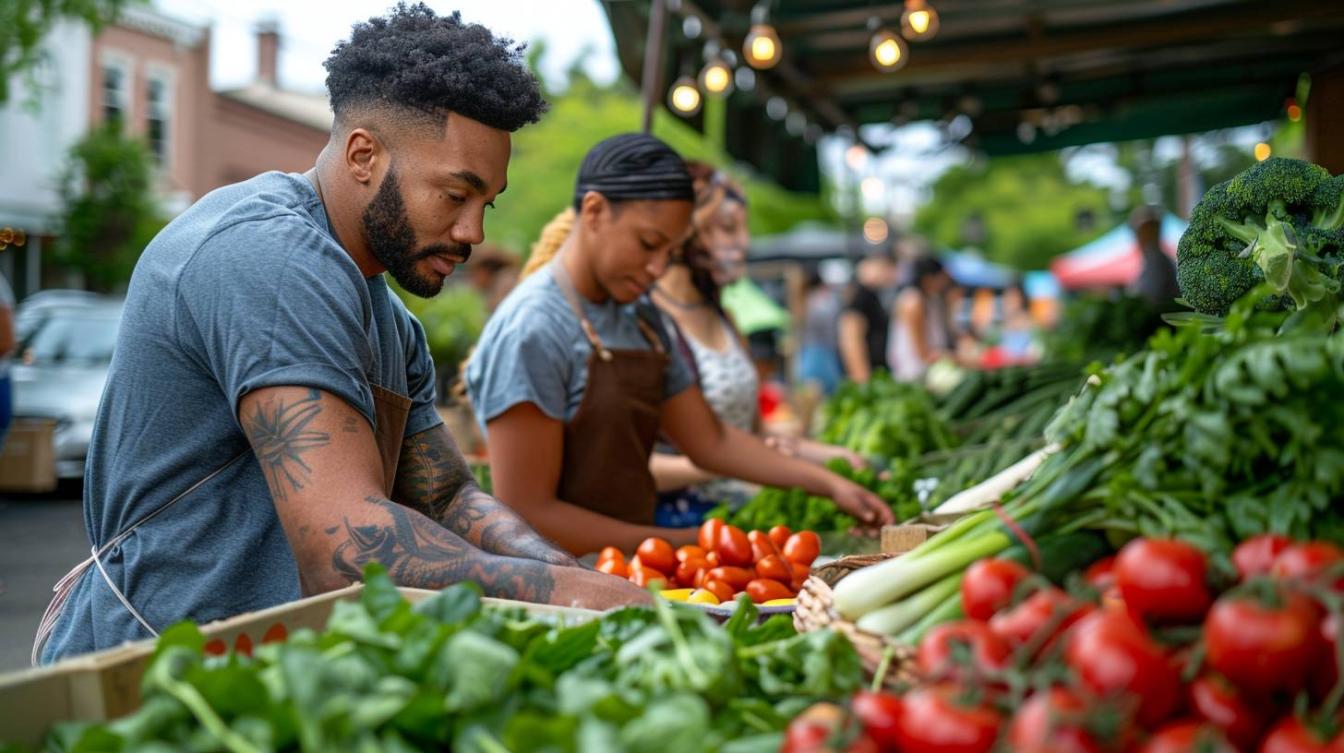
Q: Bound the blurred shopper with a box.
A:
[838,249,897,384]
[0,270,14,448]
[1127,205,1181,309]
[464,245,520,313]
[796,269,843,395]
[888,256,953,382]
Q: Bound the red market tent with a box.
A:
[1050,214,1187,290]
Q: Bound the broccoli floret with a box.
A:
[1176,158,1340,315]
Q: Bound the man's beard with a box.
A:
[362,166,471,298]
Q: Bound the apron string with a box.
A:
[549,258,614,362]
[31,449,251,665]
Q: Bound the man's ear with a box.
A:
[343,127,382,185]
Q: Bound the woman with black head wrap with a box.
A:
[466,134,892,556]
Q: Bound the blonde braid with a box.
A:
[521,208,576,279]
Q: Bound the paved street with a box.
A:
[0,488,88,673]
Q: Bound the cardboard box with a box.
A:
[880,512,964,555]
[0,418,57,493]
[0,585,599,746]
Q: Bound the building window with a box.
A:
[102,63,128,126]
[146,76,171,165]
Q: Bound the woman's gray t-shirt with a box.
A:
[41,171,442,663]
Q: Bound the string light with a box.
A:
[668,75,702,116]
[901,0,940,41]
[845,144,869,171]
[1255,142,1272,161]
[743,4,782,69]
[863,217,889,244]
[699,45,733,96]
[868,17,909,73]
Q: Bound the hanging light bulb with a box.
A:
[869,24,909,73]
[743,4,782,69]
[699,44,733,96]
[668,75,702,116]
[901,0,940,41]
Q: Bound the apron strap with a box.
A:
[549,259,614,362]
[32,449,250,665]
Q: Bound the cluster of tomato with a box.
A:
[784,534,1344,753]
[595,519,821,605]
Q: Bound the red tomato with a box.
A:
[636,537,677,576]
[782,703,883,753]
[893,685,1002,753]
[629,567,667,589]
[1188,674,1270,751]
[597,546,625,565]
[1065,610,1183,727]
[961,558,1031,621]
[916,621,1011,682]
[706,566,755,591]
[850,691,903,750]
[1009,688,1108,753]
[746,578,794,604]
[676,545,707,563]
[1232,534,1293,581]
[791,561,812,583]
[1312,613,1341,700]
[698,519,725,553]
[1084,556,1117,592]
[1272,542,1344,586]
[769,525,794,552]
[675,556,711,588]
[1203,590,1322,696]
[705,551,720,568]
[748,530,781,563]
[1258,716,1344,753]
[1138,721,1237,753]
[597,557,628,578]
[988,587,1092,651]
[718,525,754,568]
[784,531,822,567]
[702,578,736,604]
[754,554,793,584]
[1115,538,1212,624]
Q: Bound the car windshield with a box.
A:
[23,311,121,364]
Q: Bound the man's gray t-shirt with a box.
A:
[465,263,694,433]
[42,171,442,662]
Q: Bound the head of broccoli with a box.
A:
[1176,158,1342,315]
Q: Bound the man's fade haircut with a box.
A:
[323,3,547,136]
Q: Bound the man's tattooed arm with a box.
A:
[330,496,555,601]
[392,424,579,567]
[244,388,330,502]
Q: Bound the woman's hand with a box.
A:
[826,477,894,529]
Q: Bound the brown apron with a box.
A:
[551,261,669,525]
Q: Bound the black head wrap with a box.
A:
[572,133,694,209]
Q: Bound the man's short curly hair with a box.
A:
[324,3,546,134]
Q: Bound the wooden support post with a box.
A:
[1306,63,1344,175]
[640,0,668,134]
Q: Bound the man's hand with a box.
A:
[825,477,894,530]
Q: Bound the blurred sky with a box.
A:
[151,0,622,92]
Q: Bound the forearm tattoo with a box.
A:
[331,496,555,602]
[245,388,330,502]
[393,426,577,567]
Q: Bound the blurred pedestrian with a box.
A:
[1127,205,1180,309]
[888,256,952,382]
[796,268,843,395]
[838,249,897,384]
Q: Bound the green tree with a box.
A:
[54,121,165,291]
[2,0,140,104]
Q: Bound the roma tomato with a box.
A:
[745,578,794,604]
[748,530,781,563]
[1009,688,1108,753]
[597,557,628,578]
[1115,538,1212,624]
[769,525,794,552]
[1065,611,1183,727]
[791,561,812,583]
[1085,556,1117,592]
[1188,674,1269,751]
[675,556,711,588]
[1258,716,1344,753]
[702,578,736,604]
[597,546,625,565]
[916,621,1011,682]
[1203,591,1322,696]
[784,531,821,567]
[676,545,708,563]
[1272,542,1344,586]
[894,685,1002,753]
[636,537,677,576]
[698,519,725,553]
[754,554,793,584]
[629,567,667,589]
[850,691,903,750]
[988,587,1092,650]
[718,525,754,568]
[1138,721,1236,753]
[1232,534,1293,581]
[706,566,755,591]
[961,558,1031,621]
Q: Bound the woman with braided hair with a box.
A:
[466,134,892,555]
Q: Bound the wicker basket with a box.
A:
[794,553,920,688]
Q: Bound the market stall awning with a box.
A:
[1050,214,1187,290]
[599,0,1344,192]
[940,250,1017,289]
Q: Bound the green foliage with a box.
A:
[393,283,486,376]
[19,565,863,753]
[1,0,138,104]
[53,121,165,292]
[914,152,1113,270]
[1041,293,1168,363]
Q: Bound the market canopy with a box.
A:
[599,0,1344,192]
[1050,213,1187,290]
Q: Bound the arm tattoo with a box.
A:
[331,496,555,602]
[393,426,578,567]
[244,389,330,502]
